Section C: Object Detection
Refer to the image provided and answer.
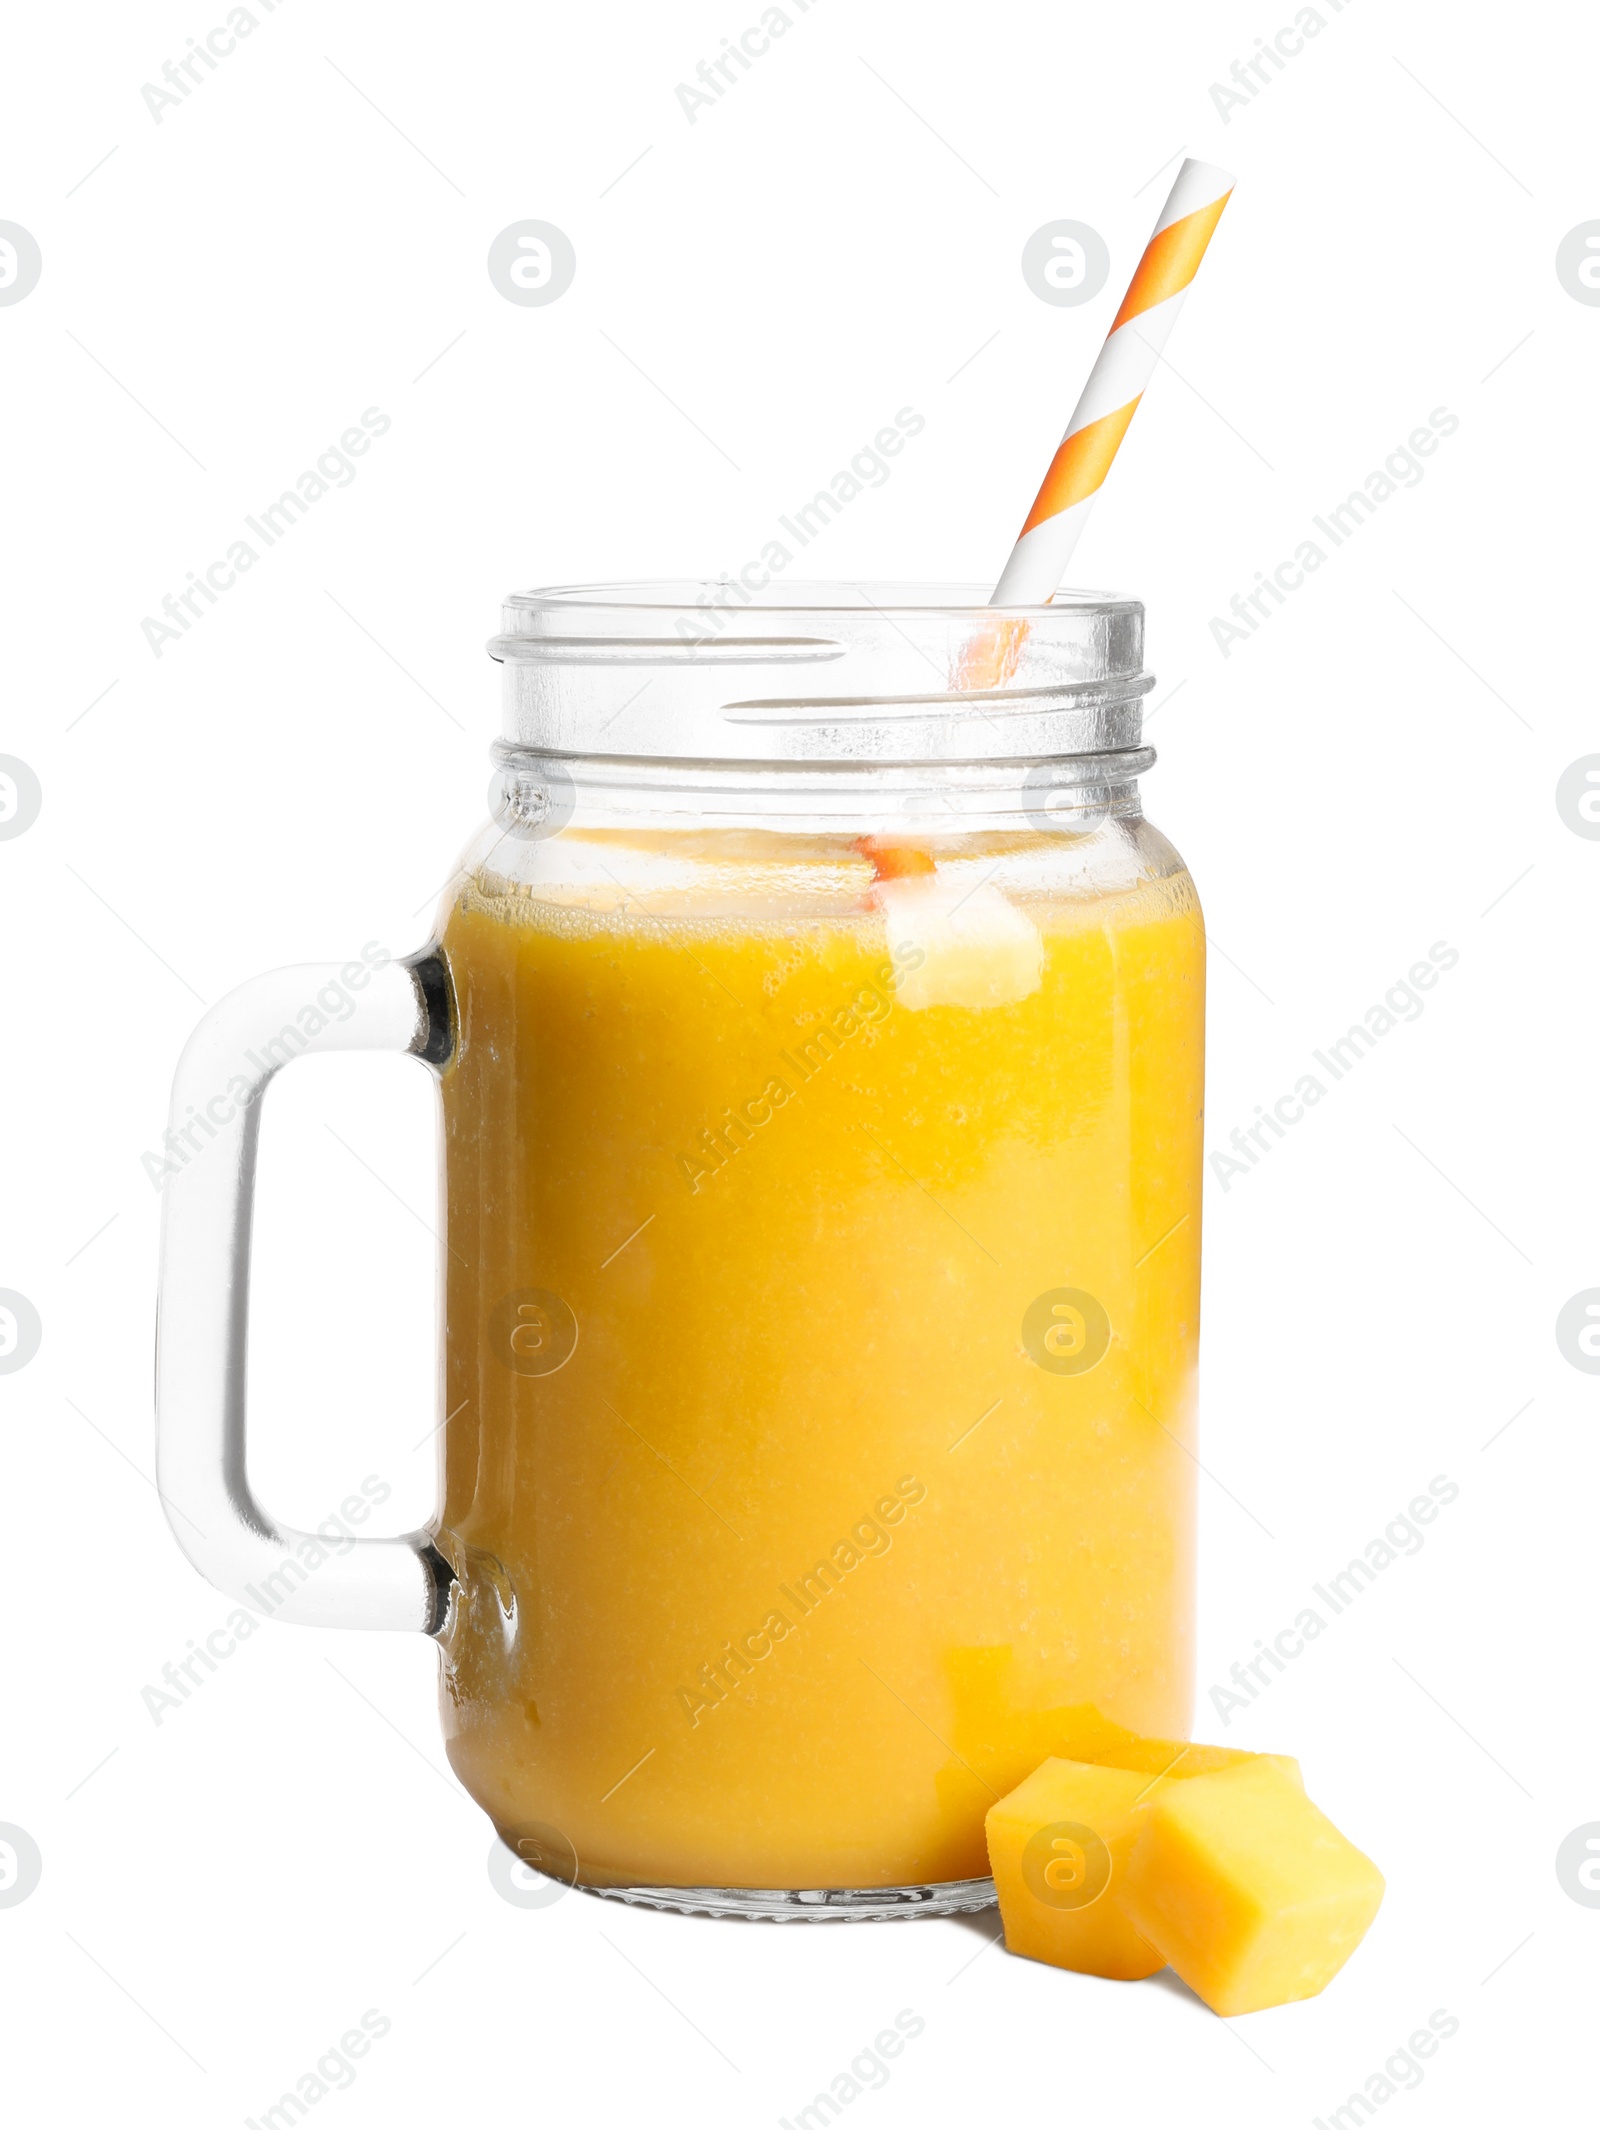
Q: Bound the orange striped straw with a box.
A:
[991,158,1235,606]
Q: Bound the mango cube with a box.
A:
[1121,1757,1385,2016]
[985,1741,1302,1982]
[1085,1736,1304,1787]
[876,876,1043,1009]
[986,1758,1168,1979]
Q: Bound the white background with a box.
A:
[2,0,1595,2121]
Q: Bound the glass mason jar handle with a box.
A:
[155,951,455,1632]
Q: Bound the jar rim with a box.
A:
[490,578,1152,768]
[501,578,1138,616]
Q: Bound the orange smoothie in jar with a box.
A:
[433,829,1204,1892]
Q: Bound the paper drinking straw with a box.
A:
[990,158,1235,606]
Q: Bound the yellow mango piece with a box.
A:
[1121,1757,1385,2016]
[876,876,1043,1009]
[984,1742,1301,1981]
[1087,1735,1305,1787]
[986,1758,1168,1979]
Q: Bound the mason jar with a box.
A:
[156,580,1204,1920]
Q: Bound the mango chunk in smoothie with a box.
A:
[874,873,1043,1009]
[1121,1757,1385,2016]
[985,1743,1301,1981]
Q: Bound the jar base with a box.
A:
[575,1875,998,1922]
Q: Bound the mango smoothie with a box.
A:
[433,828,1204,1892]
